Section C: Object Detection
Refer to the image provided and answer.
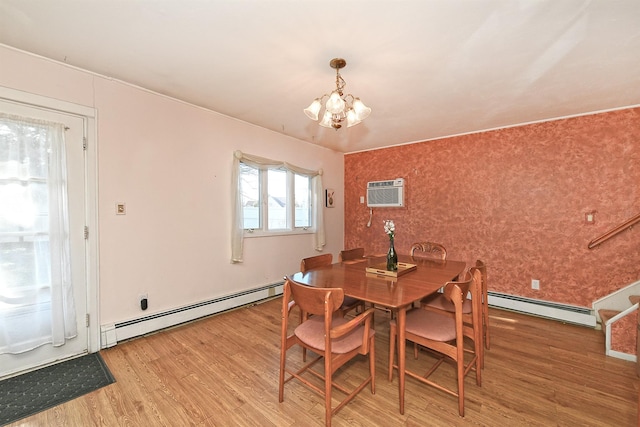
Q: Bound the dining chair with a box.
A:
[410,241,448,312]
[338,247,365,262]
[388,270,481,417]
[409,241,447,260]
[279,277,376,427]
[475,260,490,351]
[300,253,334,272]
[420,265,485,368]
[296,254,335,322]
[301,253,365,317]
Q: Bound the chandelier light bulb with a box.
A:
[325,91,345,114]
[346,109,361,127]
[303,58,370,130]
[352,98,371,121]
[304,99,322,120]
[319,110,334,128]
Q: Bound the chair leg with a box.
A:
[474,326,483,386]
[325,356,332,427]
[484,312,490,350]
[475,315,485,370]
[369,335,376,394]
[299,309,307,362]
[483,285,490,351]
[280,299,289,403]
[478,304,487,368]
[456,345,465,417]
[278,349,285,402]
[457,364,465,417]
[388,322,397,382]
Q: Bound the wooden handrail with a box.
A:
[588,212,640,249]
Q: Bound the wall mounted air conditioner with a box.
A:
[367,178,404,207]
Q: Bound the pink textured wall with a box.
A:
[611,313,636,354]
[344,108,640,307]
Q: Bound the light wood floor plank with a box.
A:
[6,297,638,426]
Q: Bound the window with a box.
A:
[240,162,312,233]
[231,151,325,263]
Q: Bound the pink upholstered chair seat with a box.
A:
[391,308,457,342]
[295,316,375,354]
[421,293,472,314]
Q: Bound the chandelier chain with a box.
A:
[335,69,346,96]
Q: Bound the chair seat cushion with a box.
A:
[421,293,471,314]
[391,308,456,342]
[295,316,374,354]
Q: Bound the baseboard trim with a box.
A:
[607,349,637,362]
[104,287,599,346]
[488,292,596,327]
[102,282,284,346]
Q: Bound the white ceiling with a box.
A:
[1,1,639,153]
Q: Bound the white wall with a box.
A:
[0,45,344,327]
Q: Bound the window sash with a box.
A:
[240,165,311,233]
[231,151,325,263]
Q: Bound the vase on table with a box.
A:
[386,237,398,271]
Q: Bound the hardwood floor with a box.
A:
[8,298,639,426]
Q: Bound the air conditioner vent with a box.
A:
[367,178,404,207]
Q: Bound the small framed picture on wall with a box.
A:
[325,188,335,208]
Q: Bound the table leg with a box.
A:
[398,306,406,414]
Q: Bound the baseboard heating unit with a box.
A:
[488,292,596,327]
[101,281,284,348]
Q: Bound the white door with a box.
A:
[0,99,88,378]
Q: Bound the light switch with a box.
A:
[360,196,365,204]
[116,202,126,215]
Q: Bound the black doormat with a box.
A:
[0,352,115,426]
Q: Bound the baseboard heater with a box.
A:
[101,281,284,347]
[488,292,596,327]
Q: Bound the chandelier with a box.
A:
[304,58,371,129]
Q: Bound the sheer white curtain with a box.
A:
[0,113,77,354]
[231,150,325,263]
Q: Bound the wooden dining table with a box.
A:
[290,254,466,414]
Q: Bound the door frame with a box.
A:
[0,86,100,356]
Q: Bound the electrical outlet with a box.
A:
[139,294,148,310]
[531,279,540,290]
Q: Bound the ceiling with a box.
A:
[1,1,639,153]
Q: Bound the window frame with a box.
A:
[240,162,314,237]
[231,150,325,263]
